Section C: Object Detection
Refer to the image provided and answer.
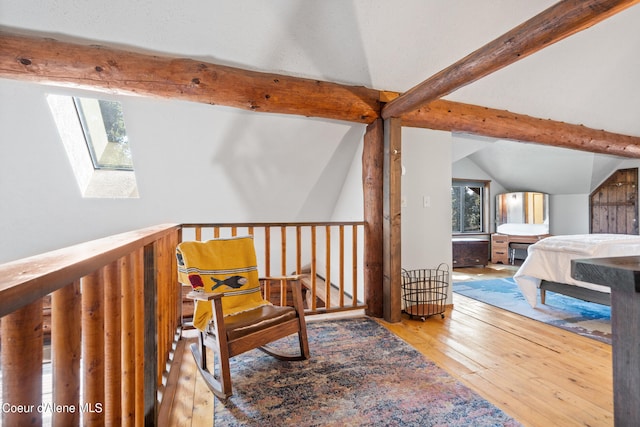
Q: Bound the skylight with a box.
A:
[74,97,133,171]
[48,95,139,198]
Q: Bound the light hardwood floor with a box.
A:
[163,265,613,427]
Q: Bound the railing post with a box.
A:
[52,281,81,427]
[1,299,43,427]
[310,226,317,311]
[121,253,136,427]
[104,261,122,426]
[133,248,145,426]
[82,269,105,426]
[352,224,359,306]
[143,242,158,426]
[281,226,287,276]
[264,227,271,276]
[325,225,331,309]
[339,225,345,307]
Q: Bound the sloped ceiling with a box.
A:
[2,1,640,193]
[445,3,640,138]
[452,134,625,194]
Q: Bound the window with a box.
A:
[48,95,139,198]
[74,97,133,170]
[451,180,489,233]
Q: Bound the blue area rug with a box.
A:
[453,278,611,344]
[215,318,521,426]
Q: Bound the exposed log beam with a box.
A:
[0,30,381,124]
[402,99,640,158]
[3,29,640,158]
[382,0,640,119]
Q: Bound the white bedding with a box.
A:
[513,234,640,307]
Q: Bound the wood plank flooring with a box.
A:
[163,265,613,427]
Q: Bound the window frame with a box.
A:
[73,97,134,171]
[47,94,139,199]
[451,179,490,235]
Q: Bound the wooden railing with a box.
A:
[0,221,365,426]
[180,222,366,314]
[0,224,181,427]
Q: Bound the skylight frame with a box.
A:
[47,94,139,199]
[72,96,134,172]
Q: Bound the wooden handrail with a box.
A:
[179,221,365,228]
[0,223,180,318]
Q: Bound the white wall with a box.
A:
[618,159,640,174]
[0,80,364,263]
[549,194,589,234]
[401,128,453,303]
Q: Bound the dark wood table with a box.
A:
[572,256,640,427]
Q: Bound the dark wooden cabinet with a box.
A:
[452,238,489,268]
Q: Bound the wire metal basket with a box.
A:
[401,264,449,320]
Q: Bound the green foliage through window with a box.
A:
[74,97,133,171]
[99,100,127,144]
[452,181,486,233]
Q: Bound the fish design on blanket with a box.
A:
[210,275,248,291]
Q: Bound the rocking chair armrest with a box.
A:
[186,290,224,301]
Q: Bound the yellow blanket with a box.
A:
[176,236,270,331]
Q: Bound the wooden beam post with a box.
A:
[383,117,403,323]
[363,119,384,317]
[382,0,640,119]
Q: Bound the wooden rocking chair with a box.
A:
[176,236,310,399]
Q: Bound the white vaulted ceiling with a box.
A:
[1,0,640,194]
[453,135,625,194]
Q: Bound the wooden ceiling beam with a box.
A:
[0,30,381,124]
[3,29,640,158]
[402,99,640,158]
[382,0,640,119]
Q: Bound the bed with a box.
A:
[513,234,640,307]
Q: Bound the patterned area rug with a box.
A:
[453,278,611,344]
[215,317,521,426]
